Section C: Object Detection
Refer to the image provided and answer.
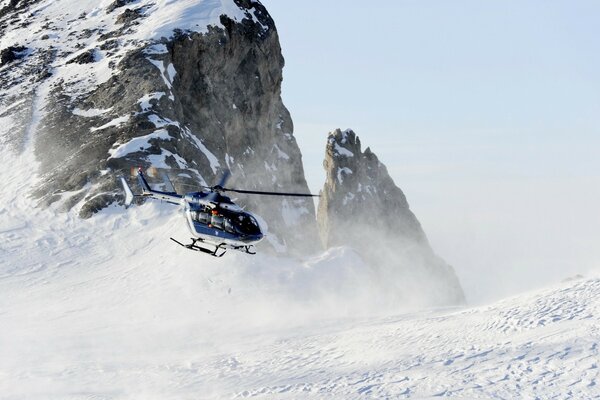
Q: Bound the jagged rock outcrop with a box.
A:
[318,129,464,305]
[0,0,318,255]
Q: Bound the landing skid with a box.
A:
[170,237,257,257]
[231,244,257,255]
[170,237,227,257]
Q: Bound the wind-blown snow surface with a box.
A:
[1,140,600,398]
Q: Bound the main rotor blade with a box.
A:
[177,182,212,191]
[222,188,320,197]
[214,169,231,188]
[204,191,221,203]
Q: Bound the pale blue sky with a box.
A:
[264,0,600,302]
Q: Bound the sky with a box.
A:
[263,0,600,303]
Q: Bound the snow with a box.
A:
[0,0,261,107]
[147,58,175,100]
[108,129,171,158]
[131,0,252,41]
[167,63,177,83]
[181,127,220,174]
[337,166,352,184]
[341,128,356,144]
[225,153,235,169]
[342,192,355,205]
[1,138,600,399]
[333,142,354,157]
[147,148,188,169]
[264,160,277,172]
[90,115,130,132]
[72,107,112,117]
[0,115,13,146]
[144,44,169,55]
[138,92,166,112]
[147,113,180,128]
[281,199,310,227]
[273,143,290,160]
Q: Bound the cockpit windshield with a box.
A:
[191,208,261,236]
[234,213,261,236]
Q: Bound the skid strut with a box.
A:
[170,237,227,257]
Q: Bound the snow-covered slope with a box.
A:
[1,143,599,399]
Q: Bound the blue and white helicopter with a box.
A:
[119,168,319,257]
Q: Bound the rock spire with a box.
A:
[317,129,464,305]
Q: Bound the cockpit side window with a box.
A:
[224,218,235,233]
[211,215,224,230]
[192,211,210,225]
[198,212,210,224]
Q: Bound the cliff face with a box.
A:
[318,129,464,305]
[0,0,318,254]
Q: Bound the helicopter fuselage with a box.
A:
[183,192,264,248]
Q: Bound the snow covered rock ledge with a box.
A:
[318,129,465,305]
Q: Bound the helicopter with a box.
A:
[119,168,320,257]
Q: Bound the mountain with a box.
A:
[0,0,318,254]
[318,129,465,305]
[1,4,598,396]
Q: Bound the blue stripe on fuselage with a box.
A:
[190,221,262,244]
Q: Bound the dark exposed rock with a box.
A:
[98,30,122,41]
[0,0,19,18]
[116,8,141,25]
[0,45,27,64]
[0,0,41,20]
[99,39,119,51]
[317,129,465,305]
[66,48,97,64]
[78,28,97,39]
[106,0,135,14]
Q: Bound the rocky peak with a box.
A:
[319,128,427,248]
[318,129,464,305]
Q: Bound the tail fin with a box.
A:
[119,176,135,207]
[136,168,152,193]
[134,168,183,205]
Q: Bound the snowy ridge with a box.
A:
[0,0,261,175]
[108,128,171,158]
[0,0,258,96]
